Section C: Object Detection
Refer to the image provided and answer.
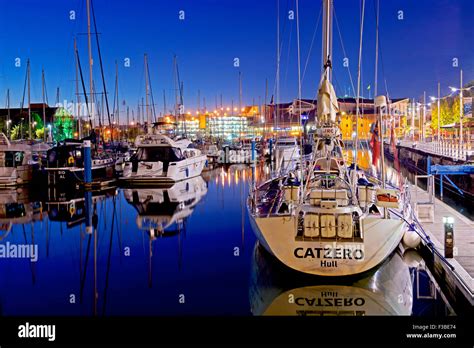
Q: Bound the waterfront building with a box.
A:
[255,97,410,140]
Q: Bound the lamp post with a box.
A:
[449,69,474,158]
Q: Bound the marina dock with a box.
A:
[410,184,474,312]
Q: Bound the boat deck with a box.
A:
[410,185,474,307]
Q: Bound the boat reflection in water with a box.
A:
[123,176,208,237]
[249,243,413,316]
[44,186,117,228]
[123,176,208,286]
[0,188,44,239]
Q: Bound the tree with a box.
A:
[431,98,460,132]
[10,123,28,140]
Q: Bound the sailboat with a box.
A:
[247,0,411,277]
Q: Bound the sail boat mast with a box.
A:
[144,54,150,127]
[354,0,365,166]
[74,38,82,139]
[27,59,31,139]
[42,68,46,142]
[321,0,333,81]
[275,0,280,137]
[86,0,94,130]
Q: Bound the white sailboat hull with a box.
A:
[249,213,406,277]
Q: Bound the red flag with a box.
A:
[390,126,400,171]
[370,121,380,167]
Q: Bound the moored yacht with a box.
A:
[274,137,300,166]
[0,133,43,187]
[120,133,207,185]
[44,138,115,186]
[247,0,412,277]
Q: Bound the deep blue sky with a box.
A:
[0,0,472,116]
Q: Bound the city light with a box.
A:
[430,96,436,101]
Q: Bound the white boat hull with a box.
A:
[120,155,207,184]
[249,212,406,276]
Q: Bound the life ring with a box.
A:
[68,156,75,166]
[69,205,76,216]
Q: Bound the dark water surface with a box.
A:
[0,164,455,316]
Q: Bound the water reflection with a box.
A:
[123,176,208,236]
[0,188,44,239]
[249,243,454,316]
[0,164,455,316]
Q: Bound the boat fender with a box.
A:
[402,230,421,249]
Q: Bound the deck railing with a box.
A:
[397,139,473,161]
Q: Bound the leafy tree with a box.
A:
[431,98,460,131]
[10,123,29,140]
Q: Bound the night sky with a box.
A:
[0,0,472,116]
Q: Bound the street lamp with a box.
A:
[448,70,474,156]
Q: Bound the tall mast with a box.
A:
[275,0,280,136]
[6,89,10,138]
[163,89,167,116]
[460,69,463,154]
[374,0,379,98]
[173,56,179,130]
[239,71,242,113]
[355,0,365,165]
[144,54,150,127]
[422,91,426,142]
[197,89,201,114]
[296,0,304,199]
[115,60,119,130]
[321,0,333,81]
[74,38,82,139]
[264,78,268,137]
[27,59,32,139]
[42,68,46,142]
[86,0,94,129]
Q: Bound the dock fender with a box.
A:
[402,230,421,249]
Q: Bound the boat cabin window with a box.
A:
[135,147,183,162]
[2,151,24,167]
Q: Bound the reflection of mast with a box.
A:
[148,235,152,288]
[102,197,116,315]
[86,0,94,128]
[22,224,36,284]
